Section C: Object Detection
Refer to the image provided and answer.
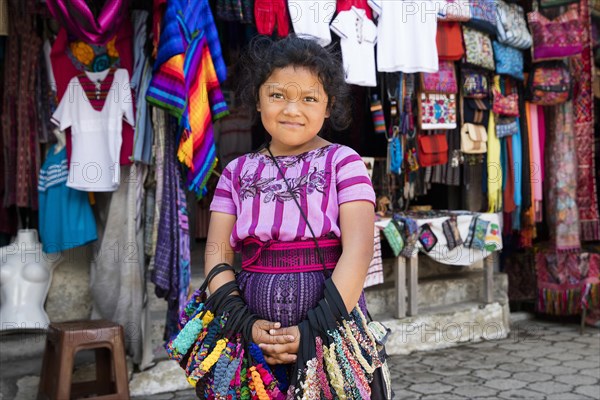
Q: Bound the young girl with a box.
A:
[205,35,376,374]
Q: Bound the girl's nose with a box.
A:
[283,100,301,116]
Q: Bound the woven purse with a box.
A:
[527,8,583,61]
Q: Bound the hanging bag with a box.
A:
[462,69,490,98]
[461,123,488,154]
[465,0,498,36]
[462,96,491,125]
[526,61,572,105]
[437,21,465,61]
[495,117,519,138]
[527,8,583,61]
[417,93,457,130]
[495,0,532,49]
[462,26,496,71]
[492,41,524,81]
[420,61,458,94]
[417,133,449,166]
[492,92,520,117]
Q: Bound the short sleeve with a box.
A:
[330,12,349,39]
[335,147,376,206]
[367,0,381,18]
[209,162,237,215]
[119,69,135,127]
[51,82,73,130]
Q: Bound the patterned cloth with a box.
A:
[152,120,182,339]
[2,0,42,209]
[572,0,599,241]
[546,103,580,252]
[154,0,227,84]
[148,17,229,195]
[45,0,130,45]
[536,249,600,316]
[364,226,384,288]
[210,144,376,251]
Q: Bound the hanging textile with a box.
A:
[546,102,580,252]
[147,0,229,196]
[147,108,167,269]
[1,0,42,209]
[0,0,7,36]
[50,21,135,166]
[131,10,154,164]
[153,0,227,84]
[90,164,150,366]
[487,112,502,212]
[45,0,130,45]
[571,0,600,241]
[528,103,544,222]
[152,122,190,340]
[536,249,600,316]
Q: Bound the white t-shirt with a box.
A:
[331,7,378,87]
[51,68,135,192]
[368,0,439,73]
[288,0,336,46]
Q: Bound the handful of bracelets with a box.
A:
[166,263,387,399]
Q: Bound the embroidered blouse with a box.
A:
[210,144,376,250]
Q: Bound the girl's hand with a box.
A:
[258,325,300,365]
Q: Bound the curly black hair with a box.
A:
[235,35,352,132]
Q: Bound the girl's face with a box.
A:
[257,66,330,153]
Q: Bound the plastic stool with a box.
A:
[37,320,130,400]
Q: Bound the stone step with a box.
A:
[375,300,510,356]
[365,272,508,316]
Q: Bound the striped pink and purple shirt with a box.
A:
[210,144,376,251]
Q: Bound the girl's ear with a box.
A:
[256,103,261,112]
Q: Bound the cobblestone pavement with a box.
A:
[133,318,600,400]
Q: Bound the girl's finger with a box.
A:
[259,333,295,345]
[255,320,281,331]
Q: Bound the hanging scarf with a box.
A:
[528,103,543,222]
[520,104,537,247]
[511,121,522,231]
[518,83,531,213]
[45,0,130,45]
[147,0,229,196]
[571,0,600,241]
[546,102,580,252]
[503,137,516,214]
[487,111,502,212]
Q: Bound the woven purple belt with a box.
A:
[241,236,342,273]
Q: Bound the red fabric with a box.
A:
[254,0,290,37]
[437,22,464,61]
[572,0,599,241]
[152,0,167,58]
[417,134,448,167]
[336,0,373,20]
[50,21,134,166]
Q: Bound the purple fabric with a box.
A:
[210,144,376,251]
[153,121,179,301]
[177,180,191,316]
[237,270,367,328]
[45,0,130,45]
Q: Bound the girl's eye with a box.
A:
[304,96,318,102]
[270,93,284,99]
